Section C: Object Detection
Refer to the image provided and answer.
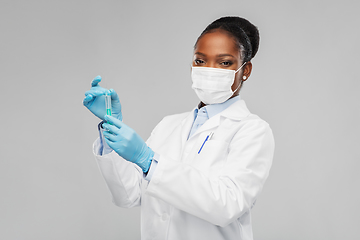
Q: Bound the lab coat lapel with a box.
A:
[180,110,196,145]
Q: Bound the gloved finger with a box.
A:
[102,122,121,135]
[84,94,93,100]
[103,130,118,142]
[104,137,118,150]
[91,75,102,87]
[103,137,114,148]
[104,115,125,128]
[85,89,106,97]
[83,95,93,105]
[108,89,120,102]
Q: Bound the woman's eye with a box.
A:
[194,59,205,65]
[220,61,232,66]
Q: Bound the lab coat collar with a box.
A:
[197,100,250,133]
[185,99,251,141]
[218,99,251,120]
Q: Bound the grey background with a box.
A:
[1,0,359,239]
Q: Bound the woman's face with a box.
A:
[192,29,251,97]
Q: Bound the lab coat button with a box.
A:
[161,213,169,221]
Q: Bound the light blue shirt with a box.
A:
[98,96,241,181]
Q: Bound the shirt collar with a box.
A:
[194,95,241,119]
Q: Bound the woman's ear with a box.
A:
[242,62,252,81]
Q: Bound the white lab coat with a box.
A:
[93,99,275,240]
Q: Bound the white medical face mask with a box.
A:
[191,62,246,105]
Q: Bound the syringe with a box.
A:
[105,92,112,116]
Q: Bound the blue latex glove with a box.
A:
[83,75,122,121]
[102,115,154,173]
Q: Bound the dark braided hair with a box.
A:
[195,16,260,63]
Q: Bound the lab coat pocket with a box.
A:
[194,140,229,173]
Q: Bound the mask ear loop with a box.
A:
[235,61,247,73]
[232,62,247,93]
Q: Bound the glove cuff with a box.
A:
[141,147,154,173]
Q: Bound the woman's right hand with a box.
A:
[83,75,123,121]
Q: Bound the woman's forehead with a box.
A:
[194,30,239,58]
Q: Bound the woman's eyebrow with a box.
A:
[216,54,235,58]
[194,52,206,56]
[195,52,235,58]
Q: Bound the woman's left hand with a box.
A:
[83,75,123,121]
[102,115,154,173]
